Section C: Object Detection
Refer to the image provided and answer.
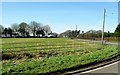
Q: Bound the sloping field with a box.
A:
[1,38,120,74]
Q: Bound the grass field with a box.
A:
[1,38,120,74]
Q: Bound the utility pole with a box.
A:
[76,25,78,38]
[76,25,77,31]
[102,9,106,45]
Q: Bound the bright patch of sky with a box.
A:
[2,2,118,33]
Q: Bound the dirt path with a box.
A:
[75,39,119,46]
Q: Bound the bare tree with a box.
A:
[11,23,18,32]
[43,25,51,36]
[38,23,43,30]
[30,21,40,37]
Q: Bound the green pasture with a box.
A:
[1,38,120,74]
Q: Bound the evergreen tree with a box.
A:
[115,24,120,37]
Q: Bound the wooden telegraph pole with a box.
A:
[102,9,106,45]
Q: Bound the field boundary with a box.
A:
[43,54,120,75]
[63,54,120,75]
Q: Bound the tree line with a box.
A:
[1,23,120,38]
[59,24,120,39]
[0,21,52,37]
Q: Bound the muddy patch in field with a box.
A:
[2,51,59,60]
[2,53,15,60]
[2,53,34,60]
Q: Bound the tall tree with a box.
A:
[26,32,29,37]
[8,27,13,37]
[81,31,84,37]
[36,30,45,37]
[43,25,51,36]
[30,21,40,37]
[115,24,120,37]
[3,28,8,37]
[11,23,18,32]
[18,22,28,37]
